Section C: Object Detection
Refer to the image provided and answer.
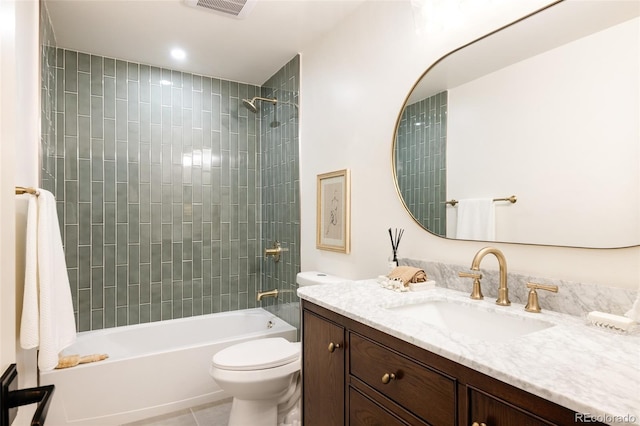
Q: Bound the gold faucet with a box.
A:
[524,282,558,313]
[470,247,510,306]
[257,289,278,301]
[458,271,484,300]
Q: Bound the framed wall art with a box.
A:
[316,169,350,253]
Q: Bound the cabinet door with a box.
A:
[303,310,345,426]
[469,388,555,426]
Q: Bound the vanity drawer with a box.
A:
[349,333,456,426]
[349,387,410,426]
[469,388,555,426]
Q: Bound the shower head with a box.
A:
[242,98,259,113]
[241,96,278,113]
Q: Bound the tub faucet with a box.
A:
[470,247,510,306]
[257,289,278,301]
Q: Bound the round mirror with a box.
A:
[393,0,640,248]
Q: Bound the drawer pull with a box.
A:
[471,422,487,426]
[381,373,396,384]
[328,342,341,353]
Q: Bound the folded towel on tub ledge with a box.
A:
[20,189,77,371]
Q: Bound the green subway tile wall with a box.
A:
[40,2,57,196]
[260,56,301,328]
[42,38,300,331]
[395,91,447,237]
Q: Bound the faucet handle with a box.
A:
[264,241,288,262]
[524,282,558,313]
[459,272,484,300]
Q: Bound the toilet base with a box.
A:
[277,373,301,425]
[277,399,301,426]
[227,392,301,426]
[229,399,277,426]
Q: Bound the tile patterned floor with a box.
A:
[123,399,232,426]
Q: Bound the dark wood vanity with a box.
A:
[302,300,606,426]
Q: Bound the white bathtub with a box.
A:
[39,308,297,425]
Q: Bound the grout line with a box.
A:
[190,407,200,426]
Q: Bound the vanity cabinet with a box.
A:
[302,300,606,426]
[302,309,345,425]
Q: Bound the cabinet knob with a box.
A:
[328,342,341,353]
[381,373,396,384]
[471,422,487,426]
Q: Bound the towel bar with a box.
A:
[445,195,517,206]
[1,364,55,426]
[15,186,39,196]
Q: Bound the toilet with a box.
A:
[209,271,347,426]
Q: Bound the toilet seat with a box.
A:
[212,337,299,371]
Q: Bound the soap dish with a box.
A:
[586,311,637,333]
[409,280,436,292]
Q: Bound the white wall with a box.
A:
[447,17,639,247]
[0,0,41,423]
[1,0,19,373]
[299,0,640,290]
[14,0,41,412]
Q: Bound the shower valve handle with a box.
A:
[264,241,288,262]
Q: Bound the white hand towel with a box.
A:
[456,198,495,241]
[20,189,77,371]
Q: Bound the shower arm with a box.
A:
[246,96,298,108]
[250,96,278,105]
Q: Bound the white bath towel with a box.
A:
[456,198,495,241]
[20,195,40,348]
[20,189,77,371]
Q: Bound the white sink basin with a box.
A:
[387,299,555,343]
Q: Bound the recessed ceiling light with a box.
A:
[171,48,186,61]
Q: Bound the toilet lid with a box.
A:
[212,337,300,371]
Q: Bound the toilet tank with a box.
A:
[296,271,348,287]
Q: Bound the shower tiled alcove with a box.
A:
[41,4,300,332]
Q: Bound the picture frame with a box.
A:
[316,169,351,253]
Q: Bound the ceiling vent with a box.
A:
[184,0,257,19]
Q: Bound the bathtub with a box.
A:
[39,308,297,425]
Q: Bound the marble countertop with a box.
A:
[298,279,640,426]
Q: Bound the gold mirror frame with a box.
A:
[392,0,640,249]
